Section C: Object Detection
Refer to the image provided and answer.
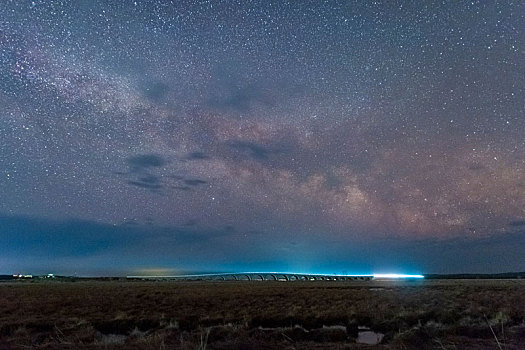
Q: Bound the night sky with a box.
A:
[1,0,524,276]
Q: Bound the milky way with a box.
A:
[1,1,524,275]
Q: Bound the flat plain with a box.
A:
[1,279,524,349]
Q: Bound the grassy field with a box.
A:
[1,279,524,349]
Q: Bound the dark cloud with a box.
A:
[0,213,126,257]
[139,174,160,184]
[228,141,278,161]
[184,179,207,186]
[122,155,169,192]
[185,152,210,160]
[127,180,162,192]
[0,213,236,274]
[171,186,191,191]
[127,154,167,173]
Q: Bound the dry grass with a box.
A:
[0,279,524,349]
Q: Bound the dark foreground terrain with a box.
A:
[1,279,524,349]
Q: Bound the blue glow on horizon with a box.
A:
[373,273,424,279]
[127,271,425,279]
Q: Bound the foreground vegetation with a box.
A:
[1,279,524,349]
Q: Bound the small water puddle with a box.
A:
[356,330,384,345]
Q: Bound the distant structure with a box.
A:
[13,274,33,279]
[128,272,374,281]
[127,272,424,281]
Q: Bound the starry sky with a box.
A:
[1,0,524,276]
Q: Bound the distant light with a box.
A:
[373,274,424,279]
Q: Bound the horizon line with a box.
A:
[126,272,425,279]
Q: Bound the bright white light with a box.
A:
[373,274,424,279]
